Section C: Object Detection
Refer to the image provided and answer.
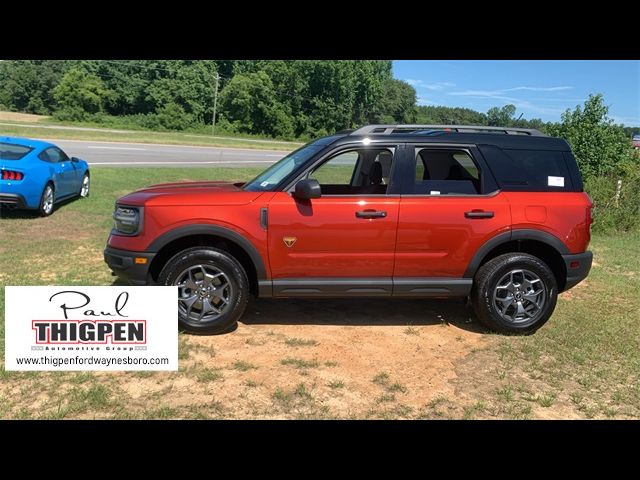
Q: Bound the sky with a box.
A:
[392,60,640,126]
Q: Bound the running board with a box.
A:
[259,278,472,298]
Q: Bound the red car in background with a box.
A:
[632,134,640,149]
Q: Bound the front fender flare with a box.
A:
[147,224,267,280]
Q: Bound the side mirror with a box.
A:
[293,178,321,200]
[71,157,80,163]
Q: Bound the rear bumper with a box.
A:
[104,247,155,286]
[0,193,27,209]
[562,251,593,292]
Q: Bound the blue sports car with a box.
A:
[0,137,90,216]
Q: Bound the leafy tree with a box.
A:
[219,71,293,138]
[416,105,487,125]
[547,94,633,177]
[371,78,417,123]
[53,68,110,121]
[487,104,516,126]
[0,60,71,114]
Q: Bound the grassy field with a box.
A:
[0,112,302,151]
[1,167,638,419]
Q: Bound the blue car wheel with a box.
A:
[39,183,55,216]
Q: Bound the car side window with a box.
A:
[55,147,70,162]
[308,147,395,195]
[38,149,52,162]
[412,148,481,195]
[39,147,66,163]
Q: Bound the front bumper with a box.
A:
[561,251,593,292]
[0,193,27,209]
[104,246,155,286]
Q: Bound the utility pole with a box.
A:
[212,72,220,136]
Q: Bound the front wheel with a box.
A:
[157,247,249,335]
[79,172,90,198]
[471,253,558,334]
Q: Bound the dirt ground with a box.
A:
[0,111,47,123]
[124,297,487,419]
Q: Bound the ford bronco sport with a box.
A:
[104,125,593,335]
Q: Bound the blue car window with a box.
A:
[38,149,53,162]
[39,147,68,163]
[0,142,33,160]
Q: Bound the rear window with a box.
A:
[479,145,573,191]
[0,142,33,161]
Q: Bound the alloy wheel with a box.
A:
[174,264,233,323]
[492,269,546,323]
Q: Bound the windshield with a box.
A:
[0,142,33,161]
[633,134,640,140]
[243,143,325,192]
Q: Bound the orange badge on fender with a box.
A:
[283,237,297,248]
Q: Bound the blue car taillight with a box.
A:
[1,170,24,180]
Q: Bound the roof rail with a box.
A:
[350,124,545,136]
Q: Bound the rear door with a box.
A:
[394,144,510,284]
[267,144,403,296]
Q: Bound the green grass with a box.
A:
[196,368,223,383]
[284,337,319,347]
[372,372,408,395]
[232,361,258,372]
[327,380,345,389]
[476,232,640,418]
[0,121,301,151]
[280,358,320,370]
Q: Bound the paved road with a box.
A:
[49,139,291,168]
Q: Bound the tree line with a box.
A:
[0,60,555,139]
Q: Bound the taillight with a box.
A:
[1,170,24,181]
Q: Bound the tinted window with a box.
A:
[310,151,359,185]
[0,142,33,161]
[481,146,573,191]
[308,147,395,195]
[39,147,69,163]
[411,148,481,195]
[243,143,324,192]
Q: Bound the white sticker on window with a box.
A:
[260,181,270,187]
[430,191,441,195]
[548,176,565,187]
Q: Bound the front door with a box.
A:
[394,145,511,281]
[44,147,76,197]
[267,146,401,296]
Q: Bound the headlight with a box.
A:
[113,205,142,235]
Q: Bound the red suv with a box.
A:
[105,125,593,335]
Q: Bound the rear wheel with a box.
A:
[157,247,249,335]
[38,183,55,216]
[471,253,558,334]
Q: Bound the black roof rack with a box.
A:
[351,124,545,137]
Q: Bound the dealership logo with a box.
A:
[32,320,146,344]
[5,286,178,371]
[31,290,146,344]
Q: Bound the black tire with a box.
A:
[79,172,90,198]
[38,183,55,217]
[157,247,249,335]
[471,253,558,334]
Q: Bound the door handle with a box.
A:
[356,210,387,219]
[465,210,494,219]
